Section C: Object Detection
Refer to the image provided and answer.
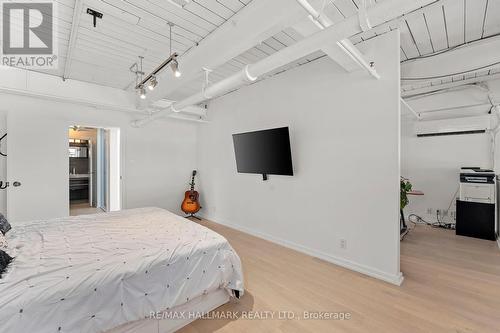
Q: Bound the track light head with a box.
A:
[139,86,147,99]
[171,59,181,78]
[148,76,158,91]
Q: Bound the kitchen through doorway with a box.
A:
[68,126,121,216]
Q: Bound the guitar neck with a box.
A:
[189,170,197,192]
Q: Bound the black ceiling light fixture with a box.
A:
[86,8,103,28]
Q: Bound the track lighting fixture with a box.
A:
[168,23,181,78]
[148,76,158,90]
[171,59,181,78]
[130,23,183,100]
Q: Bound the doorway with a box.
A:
[68,126,121,216]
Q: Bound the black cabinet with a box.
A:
[70,178,89,201]
[456,200,496,241]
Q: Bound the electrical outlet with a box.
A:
[340,239,347,250]
[427,208,432,215]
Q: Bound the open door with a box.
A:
[97,128,108,211]
[95,127,121,212]
[7,114,121,223]
[6,114,68,223]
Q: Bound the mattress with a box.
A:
[0,207,244,333]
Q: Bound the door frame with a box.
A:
[69,125,121,214]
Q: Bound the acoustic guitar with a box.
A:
[181,170,201,218]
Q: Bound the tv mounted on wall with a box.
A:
[232,127,293,180]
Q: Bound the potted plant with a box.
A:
[400,177,413,210]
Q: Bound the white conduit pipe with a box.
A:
[296,0,379,79]
[133,66,257,126]
[490,105,500,171]
[400,98,421,120]
[296,0,331,27]
[132,0,439,127]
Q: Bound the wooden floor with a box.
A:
[69,202,105,216]
[180,221,500,333]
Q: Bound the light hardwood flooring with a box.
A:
[180,220,500,333]
[70,202,105,216]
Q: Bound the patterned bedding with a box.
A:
[0,207,244,333]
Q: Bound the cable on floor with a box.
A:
[408,213,455,230]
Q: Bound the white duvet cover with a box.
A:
[0,207,244,333]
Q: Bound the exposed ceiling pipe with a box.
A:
[488,102,500,171]
[404,83,492,101]
[402,82,498,119]
[295,0,379,79]
[358,0,374,31]
[168,113,210,123]
[417,102,493,114]
[402,73,500,98]
[400,98,421,120]
[132,0,439,127]
[486,89,496,108]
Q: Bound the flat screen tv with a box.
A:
[232,127,293,180]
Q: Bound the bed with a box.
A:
[0,207,244,333]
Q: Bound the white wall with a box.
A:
[400,77,500,220]
[401,118,492,220]
[196,31,402,284]
[3,94,197,223]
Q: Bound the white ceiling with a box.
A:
[172,0,500,101]
[2,0,500,105]
[390,0,500,94]
[0,0,253,89]
[169,0,363,100]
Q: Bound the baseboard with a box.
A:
[203,215,404,286]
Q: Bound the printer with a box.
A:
[456,168,497,240]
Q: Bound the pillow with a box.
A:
[0,250,12,278]
[0,213,11,235]
[0,233,7,251]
